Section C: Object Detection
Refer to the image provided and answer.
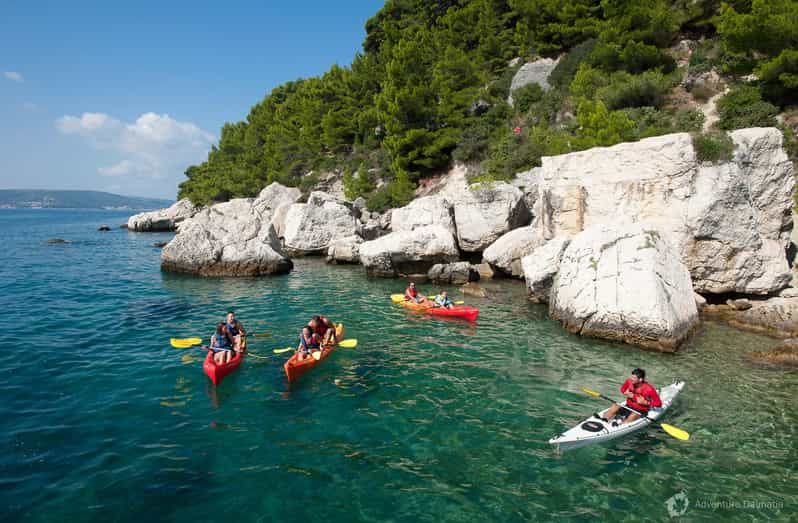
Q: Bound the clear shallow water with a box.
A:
[1,209,796,522]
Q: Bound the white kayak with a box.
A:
[549,381,685,451]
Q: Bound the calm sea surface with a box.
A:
[1,209,796,522]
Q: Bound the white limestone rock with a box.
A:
[326,235,363,264]
[521,236,571,303]
[549,223,699,352]
[282,191,358,256]
[483,226,547,277]
[359,225,459,278]
[127,198,197,232]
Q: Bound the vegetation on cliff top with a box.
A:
[179,0,798,210]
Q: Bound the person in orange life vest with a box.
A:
[296,326,321,361]
[308,314,336,345]
[597,368,662,426]
[404,281,428,304]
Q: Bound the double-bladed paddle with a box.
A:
[582,387,689,441]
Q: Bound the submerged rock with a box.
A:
[460,282,489,298]
[746,339,798,367]
[550,223,699,352]
[127,198,198,232]
[704,296,798,338]
[46,238,70,244]
[97,225,111,231]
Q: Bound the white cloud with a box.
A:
[4,71,23,82]
[56,111,216,180]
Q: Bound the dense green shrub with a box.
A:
[452,125,492,164]
[716,85,778,130]
[692,132,734,163]
[513,83,544,113]
[549,39,597,89]
[576,99,636,147]
[343,164,376,201]
[758,49,798,105]
[599,71,679,110]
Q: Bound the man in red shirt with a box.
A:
[598,368,662,426]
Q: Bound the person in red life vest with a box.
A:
[404,281,428,304]
[308,314,337,346]
[597,368,662,426]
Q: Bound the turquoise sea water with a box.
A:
[1,208,796,522]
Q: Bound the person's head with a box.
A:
[216,322,226,335]
[408,282,415,289]
[631,368,645,384]
[226,311,235,324]
[440,290,448,297]
[302,326,313,338]
[312,315,321,323]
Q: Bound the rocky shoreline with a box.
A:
[129,126,798,354]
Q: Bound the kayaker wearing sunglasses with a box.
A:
[596,368,662,426]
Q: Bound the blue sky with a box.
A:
[0,0,384,199]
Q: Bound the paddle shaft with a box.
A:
[595,391,650,420]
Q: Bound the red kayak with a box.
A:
[400,301,479,321]
[203,339,246,386]
[284,324,344,382]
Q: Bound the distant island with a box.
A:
[0,190,173,210]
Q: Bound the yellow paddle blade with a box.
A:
[252,332,271,337]
[312,351,322,360]
[338,339,358,348]
[174,337,202,344]
[581,388,601,398]
[170,339,195,348]
[391,294,405,303]
[427,295,437,299]
[661,423,690,441]
[454,301,465,305]
[273,347,294,354]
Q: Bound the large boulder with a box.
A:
[427,262,478,284]
[161,198,292,276]
[508,57,560,106]
[326,235,362,264]
[533,128,794,295]
[282,192,357,256]
[521,237,571,303]
[482,226,547,277]
[127,198,197,232]
[549,223,699,352]
[391,196,456,236]
[439,169,530,252]
[512,167,540,215]
[359,225,459,278]
[254,183,302,238]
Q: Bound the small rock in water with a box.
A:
[98,225,111,231]
[334,378,342,386]
[153,242,168,248]
[727,298,752,311]
[460,282,488,298]
[745,339,798,367]
[119,223,129,229]
[46,238,70,244]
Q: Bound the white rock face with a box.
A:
[438,168,530,252]
[327,235,362,264]
[161,197,291,276]
[359,225,459,278]
[508,57,560,106]
[534,128,793,295]
[253,183,302,238]
[549,223,699,351]
[391,196,456,236]
[521,236,570,303]
[127,198,197,232]
[282,191,357,255]
[512,167,540,215]
[482,226,547,276]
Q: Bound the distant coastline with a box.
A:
[0,190,172,210]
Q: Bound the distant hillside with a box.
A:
[0,190,172,210]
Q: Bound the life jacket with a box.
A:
[622,380,662,412]
[300,333,320,352]
[226,321,240,336]
[212,331,231,348]
[405,287,417,299]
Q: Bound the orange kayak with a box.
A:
[284,324,344,382]
[203,338,246,386]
